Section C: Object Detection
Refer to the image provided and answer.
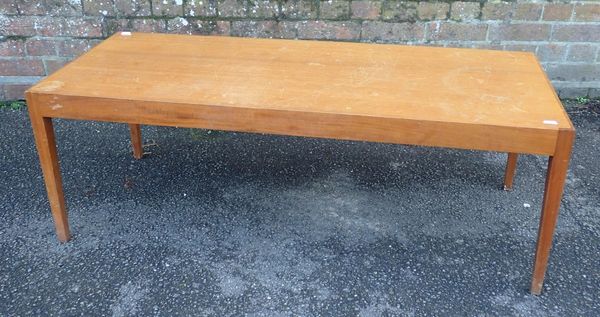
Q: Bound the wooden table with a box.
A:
[26,32,574,295]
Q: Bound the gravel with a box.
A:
[0,100,598,316]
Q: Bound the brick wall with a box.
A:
[1,0,599,100]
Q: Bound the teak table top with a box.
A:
[30,32,572,155]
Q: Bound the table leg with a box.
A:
[503,153,518,190]
[28,109,70,242]
[129,124,143,159]
[530,129,574,295]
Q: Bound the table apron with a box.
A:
[31,93,558,155]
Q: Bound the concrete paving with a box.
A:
[0,100,598,316]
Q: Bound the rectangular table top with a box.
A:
[29,32,573,155]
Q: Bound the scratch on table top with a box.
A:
[480,94,510,104]
[442,66,491,95]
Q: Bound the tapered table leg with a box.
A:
[503,153,518,190]
[530,129,575,295]
[129,124,143,159]
[28,102,70,242]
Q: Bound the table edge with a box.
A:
[27,91,566,156]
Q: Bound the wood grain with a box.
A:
[530,128,575,295]
[32,94,558,155]
[30,32,573,131]
[503,153,518,190]
[129,124,143,159]
[27,92,70,242]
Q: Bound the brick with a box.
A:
[542,3,573,21]
[488,23,550,41]
[8,16,102,37]
[168,20,230,35]
[545,64,600,82]
[297,20,360,40]
[468,43,503,51]
[166,17,191,33]
[248,0,279,18]
[58,39,95,57]
[218,0,246,17]
[481,2,511,21]
[43,58,69,75]
[0,1,18,14]
[427,22,487,41]
[131,18,164,32]
[17,0,83,16]
[82,0,114,16]
[553,25,600,42]
[361,21,424,43]
[450,2,480,21]
[0,58,45,76]
[513,3,542,21]
[185,0,217,17]
[281,0,317,19]
[320,0,350,20]
[25,39,58,56]
[83,0,151,16]
[167,17,229,35]
[351,1,381,20]
[567,44,598,63]
[4,84,32,100]
[0,16,38,36]
[104,18,127,35]
[0,39,25,56]
[231,21,296,38]
[573,3,600,22]
[152,0,183,17]
[39,17,103,37]
[537,44,567,62]
[503,44,537,54]
[416,2,449,21]
[130,18,166,32]
[381,1,417,22]
[107,18,166,34]
[114,0,152,16]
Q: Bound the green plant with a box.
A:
[576,97,589,104]
[0,100,26,110]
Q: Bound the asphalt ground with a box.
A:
[0,100,598,316]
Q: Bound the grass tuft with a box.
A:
[0,100,26,111]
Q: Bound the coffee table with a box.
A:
[26,32,574,295]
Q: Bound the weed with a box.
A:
[0,100,26,111]
[576,97,589,104]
